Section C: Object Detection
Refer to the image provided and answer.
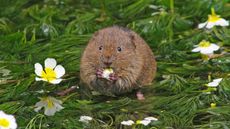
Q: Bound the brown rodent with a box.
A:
[80,26,156,96]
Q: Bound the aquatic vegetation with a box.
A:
[121,120,134,126]
[0,0,230,128]
[192,40,220,55]
[0,111,17,129]
[136,116,158,126]
[206,78,223,87]
[34,96,64,116]
[35,58,65,84]
[198,8,229,29]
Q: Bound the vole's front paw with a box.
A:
[96,69,104,78]
[109,73,118,81]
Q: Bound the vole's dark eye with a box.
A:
[117,47,122,52]
[99,46,103,51]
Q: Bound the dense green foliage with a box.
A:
[1,0,230,128]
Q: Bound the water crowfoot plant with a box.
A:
[79,116,93,124]
[34,96,64,116]
[206,78,223,87]
[192,40,220,55]
[34,58,65,84]
[121,120,134,126]
[1,0,230,128]
[0,111,17,129]
[136,116,158,126]
[210,103,217,108]
[192,40,220,60]
[198,8,229,29]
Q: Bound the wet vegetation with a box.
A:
[1,0,230,128]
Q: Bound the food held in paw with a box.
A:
[102,68,114,79]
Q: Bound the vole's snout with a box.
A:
[103,59,112,67]
[102,55,113,67]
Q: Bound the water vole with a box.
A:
[80,26,156,96]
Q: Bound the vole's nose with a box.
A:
[103,56,113,66]
[104,60,112,66]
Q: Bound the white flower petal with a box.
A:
[34,106,43,112]
[54,103,64,111]
[216,18,229,26]
[121,120,134,126]
[45,58,57,69]
[207,81,219,87]
[34,100,47,112]
[34,63,43,76]
[10,120,17,129]
[144,116,158,121]
[54,65,65,78]
[51,98,63,105]
[192,47,201,52]
[10,121,17,129]
[206,22,215,29]
[213,78,223,83]
[34,97,64,116]
[0,111,17,129]
[35,77,47,81]
[139,120,151,126]
[44,107,56,116]
[79,116,93,123]
[209,44,220,51]
[49,79,62,84]
[35,101,47,107]
[80,116,93,121]
[200,47,214,54]
[198,22,207,29]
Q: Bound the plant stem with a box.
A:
[170,0,174,13]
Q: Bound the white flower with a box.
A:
[136,116,158,126]
[207,78,223,87]
[102,68,113,79]
[192,40,220,55]
[79,116,93,124]
[34,96,64,116]
[121,120,134,126]
[0,111,17,129]
[35,58,65,84]
[144,116,158,121]
[198,8,229,29]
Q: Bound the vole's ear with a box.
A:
[92,31,99,40]
[129,33,137,49]
[90,31,99,45]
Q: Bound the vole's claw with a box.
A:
[96,69,104,78]
[109,73,118,81]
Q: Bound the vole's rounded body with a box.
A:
[80,26,156,96]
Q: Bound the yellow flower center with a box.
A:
[208,8,221,22]
[136,120,141,124]
[47,98,54,108]
[210,103,216,108]
[41,68,56,82]
[0,118,10,127]
[201,54,210,61]
[199,40,211,48]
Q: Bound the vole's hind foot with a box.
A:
[136,91,145,100]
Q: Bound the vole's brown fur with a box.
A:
[80,26,156,96]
